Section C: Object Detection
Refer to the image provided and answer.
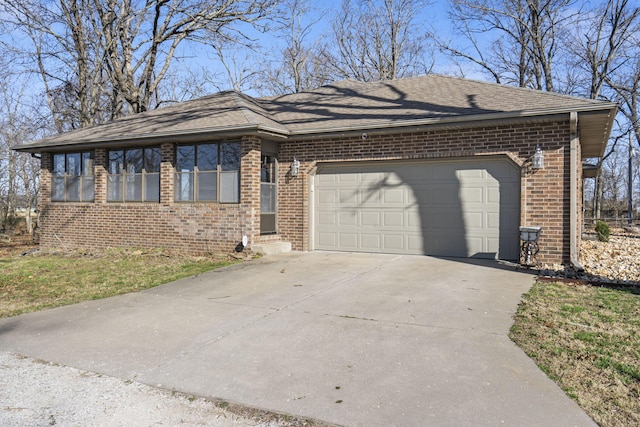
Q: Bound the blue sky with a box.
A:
[1,0,468,103]
[174,0,460,95]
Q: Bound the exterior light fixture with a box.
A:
[532,145,544,169]
[290,157,300,177]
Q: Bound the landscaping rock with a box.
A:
[623,226,640,234]
[543,231,640,284]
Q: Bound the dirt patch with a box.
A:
[0,226,37,258]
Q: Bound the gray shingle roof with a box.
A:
[263,76,611,131]
[19,91,288,149]
[16,74,616,155]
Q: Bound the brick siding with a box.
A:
[38,136,261,254]
[278,117,575,265]
[37,115,580,265]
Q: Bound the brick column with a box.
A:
[37,153,53,247]
[300,171,310,251]
[39,152,52,207]
[277,142,311,251]
[521,146,569,265]
[240,136,261,246]
[575,140,584,263]
[160,142,175,205]
[94,148,107,203]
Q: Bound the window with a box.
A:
[175,142,241,203]
[51,152,94,202]
[107,147,161,202]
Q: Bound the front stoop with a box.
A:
[251,241,292,255]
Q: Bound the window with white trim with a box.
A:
[174,142,240,203]
[107,147,161,202]
[51,152,94,202]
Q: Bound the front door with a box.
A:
[260,154,277,234]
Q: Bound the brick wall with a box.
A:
[278,117,575,264]
[521,147,570,264]
[37,116,579,264]
[38,137,261,254]
[38,203,245,253]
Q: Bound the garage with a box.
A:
[313,158,520,260]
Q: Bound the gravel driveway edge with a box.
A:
[0,352,321,427]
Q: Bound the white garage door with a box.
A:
[313,158,520,260]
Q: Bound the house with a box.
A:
[15,75,616,266]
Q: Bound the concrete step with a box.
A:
[251,241,292,255]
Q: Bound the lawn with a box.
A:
[510,281,640,427]
[2,229,638,427]
[0,248,238,318]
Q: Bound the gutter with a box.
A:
[570,111,584,271]
[286,104,618,139]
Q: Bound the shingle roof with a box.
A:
[262,75,611,133]
[20,91,288,148]
[15,74,616,156]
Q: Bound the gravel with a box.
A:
[579,235,640,283]
[0,352,305,427]
[542,231,640,285]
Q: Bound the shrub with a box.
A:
[595,220,610,242]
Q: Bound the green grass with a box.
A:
[510,282,640,427]
[0,249,238,318]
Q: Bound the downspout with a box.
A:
[570,112,584,271]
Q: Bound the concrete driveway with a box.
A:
[0,252,595,426]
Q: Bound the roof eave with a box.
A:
[286,105,618,140]
[13,124,290,153]
[578,106,617,159]
[13,102,617,154]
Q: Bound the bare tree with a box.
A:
[0,77,42,233]
[599,143,632,217]
[154,67,221,106]
[565,0,639,100]
[207,35,265,93]
[434,0,578,91]
[0,0,108,131]
[256,0,332,95]
[0,0,280,127]
[323,0,433,82]
[95,0,278,113]
[279,0,326,92]
[607,59,640,148]
[566,0,640,219]
[607,57,640,212]
[435,0,639,221]
[259,47,332,95]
